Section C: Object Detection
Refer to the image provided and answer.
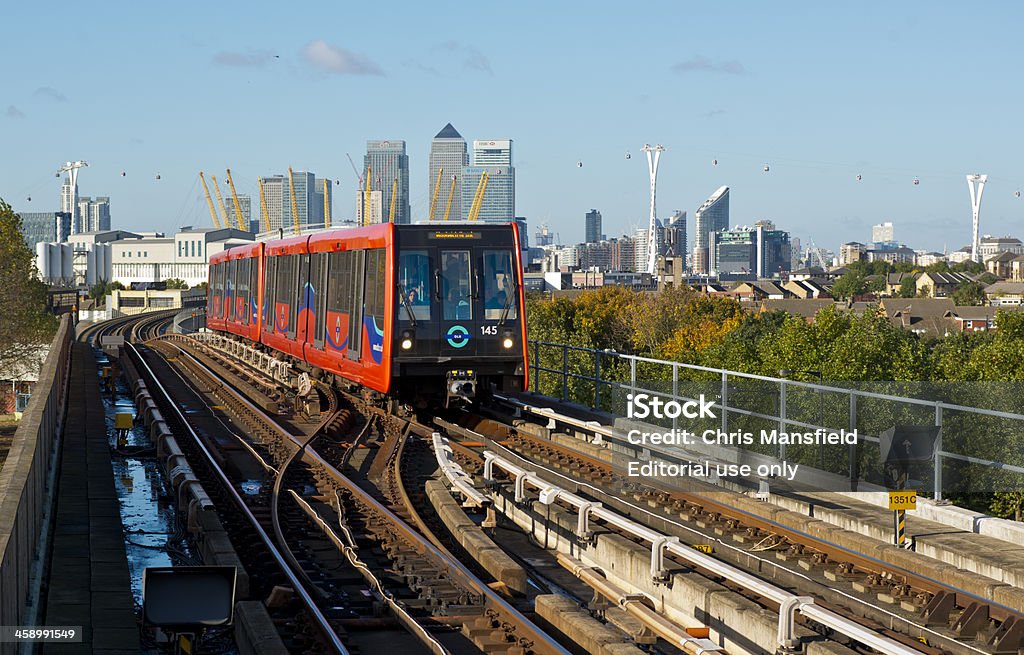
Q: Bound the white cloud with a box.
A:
[301,40,383,76]
[213,50,277,67]
[33,87,67,102]
[6,105,25,119]
[672,56,746,76]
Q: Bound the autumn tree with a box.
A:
[950,281,986,306]
[0,199,58,374]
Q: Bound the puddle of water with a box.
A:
[98,350,237,653]
[240,480,262,495]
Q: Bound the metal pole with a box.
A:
[779,381,787,461]
[562,345,569,401]
[720,371,729,433]
[672,364,679,433]
[594,349,601,409]
[849,393,858,491]
[894,469,908,548]
[934,403,943,500]
[533,341,540,393]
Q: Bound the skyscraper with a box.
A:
[709,220,790,278]
[260,172,332,231]
[364,140,410,224]
[76,197,110,232]
[225,194,252,231]
[61,177,79,234]
[693,186,730,274]
[585,209,602,244]
[664,210,686,258]
[428,124,468,222]
[461,167,514,222]
[20,212,71,247]
[473,139,512,166]
[872,221,895,244]
[462,139,515,222]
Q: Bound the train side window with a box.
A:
[276,255,294,336]
[483,249,517,320]
[237,258,249,325]
[325,251,345,349]
[227,259,237,321]
[311,253,325,348]
[213,262,224,318]
[364,249,385,330]
[252,256,260,325]
[348,250,365,360]
[398,250,430,322]
[442,250,472,321]
[294,254,307,338]
[264,256,277,333]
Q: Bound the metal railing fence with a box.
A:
[529,340,1024,499]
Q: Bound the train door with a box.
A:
[438,248,479,356]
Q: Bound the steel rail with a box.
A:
[166,342,572,655]
[126,342,350,655]
[483,451,924,655]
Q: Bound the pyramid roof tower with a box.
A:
[434,123,462,139]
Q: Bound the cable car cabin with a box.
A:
[208,242,263,341]
[388,223,528,405]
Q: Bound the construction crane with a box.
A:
[467,172,490,221]
[389,177,398,223]
[429,167,443,221]
[209,175,232,228]
[323,178,331,229]
[258,177,271,233]
[225,168,247,231]
[442,174,457,222]
[346,153,364,190]
[198,171,222,229]
[362,166,372,226]
[288,166,301,235]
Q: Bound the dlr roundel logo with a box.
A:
[446,325,470,348]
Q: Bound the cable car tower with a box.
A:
[641,144,665,276]
[57,160,88,234]
[966,174,987,263]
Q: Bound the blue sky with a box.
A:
[3,1,1023,253]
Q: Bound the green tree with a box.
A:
[0,199,58,374]
[990,492,1024,521]
[898,276,918,298]
[831,270,867,300]
[952,260,985,274]
[164,278,189,289]
[950,281,986,306]
[88,279,125,306]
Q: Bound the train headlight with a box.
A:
[400,329,414,351]
[502,329,514,350]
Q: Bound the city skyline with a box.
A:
[3,3,1024,252]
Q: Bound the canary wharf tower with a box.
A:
[428,123,468,221]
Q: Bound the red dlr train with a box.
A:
[207,223,528,405]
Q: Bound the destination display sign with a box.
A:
[428,231,482,240]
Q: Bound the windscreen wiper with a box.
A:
[498,278,517,325]
[397,282,417,327]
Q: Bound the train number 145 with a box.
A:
[480,325,498,335]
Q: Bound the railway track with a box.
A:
[111,326,1024,655]
[137,333,571,655]
[428,402,1024,655]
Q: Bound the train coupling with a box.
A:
[446,369,477,406]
